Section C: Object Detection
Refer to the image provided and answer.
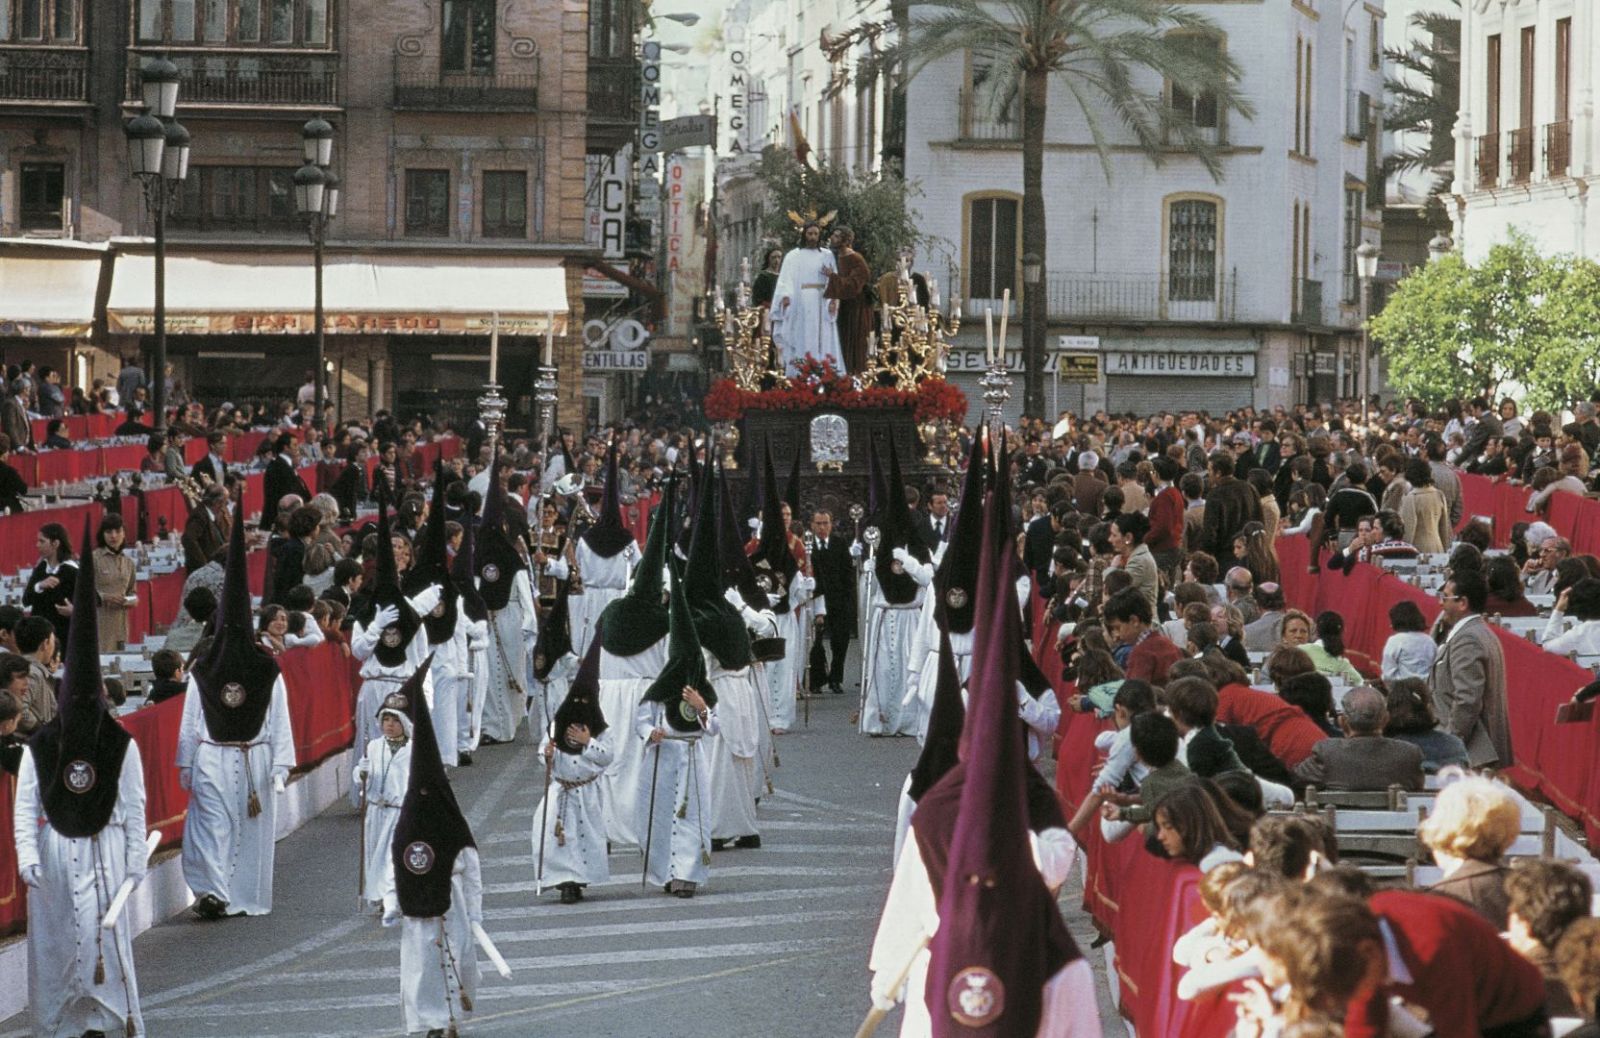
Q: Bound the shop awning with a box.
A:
[0,241,108,338]
[106,251,570,335]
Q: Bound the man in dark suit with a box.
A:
[806,509,856,695]
[1070,451,1107,515]
[914,486,953,555]
[1,379,32,453]
[260,432,310,530]
[1431,569,1512,768]
[190,430,229,485]
[1251,418,1282,475]
[1292,685,1425,791]
[1200,451,1261,561]
[181,485,230,573]
[1456,396,1504,469]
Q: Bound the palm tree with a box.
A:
[1382,0,1460,200]
[885,0,1251,416]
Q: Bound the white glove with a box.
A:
[372,605,400,631]
[382,903,402,927]
[768,594,783,609]
[869,980,899,1013]
[272,773,287,794]
[408,584,443,617]
[892,547,912,566]
[178,767,193,791]
[849,541,863,559]
[20,865,40,889]
[723,587,745,608]
[468,635,489,653]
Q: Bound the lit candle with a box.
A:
[544,311,556,365]
[760,307,770,335]
[741,256,751,284]
[489,311,500,384]
[997,288,1011,365]
[985,306,994,364]
[929,277,940,311]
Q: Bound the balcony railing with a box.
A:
[1508,126,1534,184]
[1345,89,1371,140]
[958,88,1022,142]
[1545,121,1572,180]
[393,54,538,112]
[125,49,338,108]
[0,46,89,104]
[586,56,638,123]
[1294,279,1323,326]
[1045,272,1238,322]
[1475,134,1500,188]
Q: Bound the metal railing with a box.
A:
[1508,126,1534,184]
[587,56,638,121]
[125,48,338,107]
[1475,134,1500,188]
[1045,272,1238,322]
[393,53,538,112]
[1545,121,1572,179]
[0,46,88,103]
[958,88,1022,142]
[1294,278,1323,326]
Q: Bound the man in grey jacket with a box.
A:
[1430,569,1512,768]
[1294,685,1425,791]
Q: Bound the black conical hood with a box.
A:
[599,475,674,657]
[191,501,279,742]
[865,434,885,520]
[414,462,459,644]
[785,445,803,515]
[684,461,752,670]
[716,463,767,612]
[907,629,963,803]
[752,443,797,614]
[642,562,718,733]
[391,657,475,918]
[475,447,527,612]
[29,517,131,838]
[934,428,988,634]
[532,581,572,681]
[583,438,635,558]
[677,441,701,557]
[453,520,488,623]
[369,479,420,665]
[551,638,608,753]
[875,434,930,604]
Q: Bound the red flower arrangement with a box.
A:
[704,354,969,425]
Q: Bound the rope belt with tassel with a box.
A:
[552,771,602,847]
[200,738,269,818]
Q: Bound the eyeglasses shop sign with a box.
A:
[1104,351,1255,378]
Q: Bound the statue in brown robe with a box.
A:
[825,227,872,374]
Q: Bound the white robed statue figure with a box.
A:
[771,216,845,375]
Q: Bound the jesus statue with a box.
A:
[772,220,846,375]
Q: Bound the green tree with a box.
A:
[1369,234,1598,411]
[883,0,1252,415]
[1383,0,1460,205]
[753,148,925,275]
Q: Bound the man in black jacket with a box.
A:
[806,509,856,695]
[1456,397,1503,470]
[260,432,311,530]
[1201,451,1261,561]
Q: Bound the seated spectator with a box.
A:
[1300,611,1365,684]
[1544,577,1600,656]
[1150,782,1245,872]
[257,604,290,656]
[1161,584,1211,644]
[1104,588,1184,684]
[1556,918,1600,1037]
[1164,675,1247,779]
[1102,712,1191,833]
[165,584,217,659]
[1381,677,1470,773]
[1207,653,1328,771]
[1486,554,1540,617]
[1292,685,1424,791]
[42,419,70,450]
[1418,775,1520,930]
[1248,813,1339,880]
[1280,671,1340,737]
[15,616,57,736]
[1505,859,1592,1018]
[0,691,20,775]
[140,433,165,473]
[1278,609,1313,649]
[1381,599,1438,682]
[103,677,127,708]
[1223,566,1260,624]
[0,604,20,654]
[1184,551,1221,590]
[146,648,187,705]
[1242,581,1285,651]
[1526,535,1572,595]
[0,435,25,515]
[1528,444,1590,512]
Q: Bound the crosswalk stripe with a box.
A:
[484,863,878,895]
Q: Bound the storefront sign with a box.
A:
[106,312,564,336]
[582,350,649,372]
[1056,352,1100,383]
[1103,351,1255,377]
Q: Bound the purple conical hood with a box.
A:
[583,438,635,558]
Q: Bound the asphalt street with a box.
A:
[0,653,1121,1038]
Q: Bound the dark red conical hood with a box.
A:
[934,427,988,635]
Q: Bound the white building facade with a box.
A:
[903,0,1389,416]
[1452,0,1593,261]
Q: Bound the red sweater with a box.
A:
[1215,684,1327,768]
[1124,632,1185,685]
[1345,890,1546,1038]
[1146,484,1186,554]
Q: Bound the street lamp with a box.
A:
[1428,232,1455,262]
[658,11,700,25]
[295,117,338,429]
[1355,241,1380,429]
[661,42,692,54]
[124,57,189,436]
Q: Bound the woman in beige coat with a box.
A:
[93,513,138,652]
[1398,457,1452,554]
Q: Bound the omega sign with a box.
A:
[1105,351,1255,378]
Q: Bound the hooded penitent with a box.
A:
[784,444,802,517]
[190,500,282,745]
[685,465,754,670]
[411,462,460,646]
[750,443,798,615]
[642,562,718,734]
[28,517,132,839]
[582,439,636,560]
[715,463,768,613]
[933,428,987,635]
[916,484,1079,1038]
[599,475,674,658]
[453,520,488,626]
[905,629,962,804]
[390,656,475,918]
[475,452,527,613]
[873,434,932,606]
[365,479,421,667]
[551,639,608,753]
[532,582,573,683]
[376,683,417,741]
[676,443,701,558]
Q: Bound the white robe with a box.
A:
[481,569,537,744]
[176,675,297,915]
[634,701,719,889]
[903,595,976,745]
[15,742,148,1038]
[861,551,933,737]
[382,847,483,1036]
[598,637,667,847]
[703,651,766,842]
[771,246,844,374]
[531,651,579,741]
[569,540,640,658]
[766,574,814,732]
[868,830,1100,1038]
[461,619,489,755]
[348,620,433,808]
[356,736,411,905]
[531,733,614,890]
[424,613,484,768]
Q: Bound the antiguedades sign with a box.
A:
[1104,351,1256,377]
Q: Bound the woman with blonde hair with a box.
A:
[1419,774,1522,929]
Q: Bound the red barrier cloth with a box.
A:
[278,642,357,768]
[121,695,189,853]
[0,774,25,936]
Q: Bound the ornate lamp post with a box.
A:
[124,56,188,436]
[1356,241,1381,430]
[294,117,338,430]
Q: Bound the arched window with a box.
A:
[1167,197,1219,302]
